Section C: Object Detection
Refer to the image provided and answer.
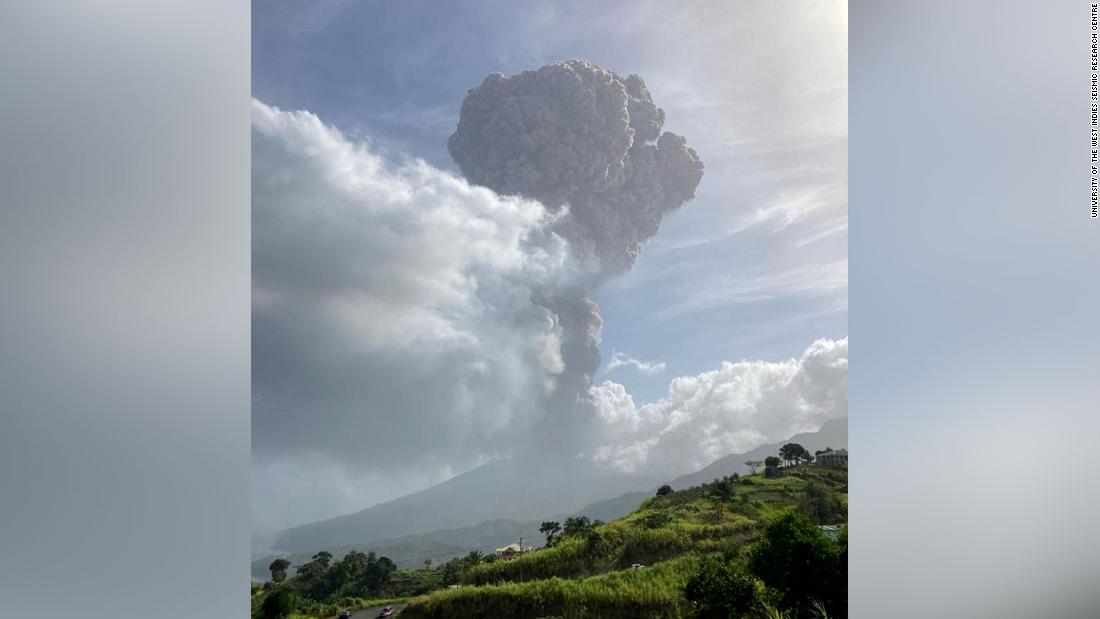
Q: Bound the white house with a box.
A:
[816,448,848,468]
[494,539,532,559]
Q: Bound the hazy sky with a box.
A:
[251,0,848,540]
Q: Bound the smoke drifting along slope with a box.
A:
[251,99,575,534]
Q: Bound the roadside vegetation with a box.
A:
[252,442,847,618]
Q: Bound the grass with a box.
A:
[402,466,846,618]
[401,556,700,619]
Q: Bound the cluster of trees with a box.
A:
[685,510,846,618]
[267,550,398,602]
[703,474,742,522]
[746,444,818,476]
[257,546,509,617]
[538,515,604,547]
[439,549,497,587]
[705,474,739,502]
[798,483,846,525]
[778,443,814,467]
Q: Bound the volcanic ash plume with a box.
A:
[449,60,704,452]
[448,60,704,276]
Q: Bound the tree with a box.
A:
[312,550,333,569]
[749,510,846,617]
[656,484,673,497]
[293,558,330,600]
[294,560,325,580]
[341,550,367,570]
[258,588,297,619]
[441,557,465,587]
[562,515,597,537]
[764,455,781,468]
[744,460,764,475]
[465,550,484,566]
[708,477,734,502]
[798,483,844,524]
[778,443,796,466]
[363,553,396,592]
[779,443,812,467]
[798,445,813,465]
[539,520,562,545]
[684,555,765,619]
[268,558,291,584]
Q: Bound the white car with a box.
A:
[631,563,645,569]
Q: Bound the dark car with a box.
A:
[376,606,395,618]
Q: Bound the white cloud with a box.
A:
[590,338,848,475]
[251,99,576,519]
[602,350,667,376]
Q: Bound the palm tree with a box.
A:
[539,520,561,545]
[268,558,290,583]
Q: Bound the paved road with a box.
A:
[350,603,407,618]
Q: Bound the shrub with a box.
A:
[684,555,765,619]
[640,512,673,529]
[256,587,297,619]
[749,510,845,618]
[797,483,845,524]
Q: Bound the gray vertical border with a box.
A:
[0,1,250,617]
[852,1,1100,617]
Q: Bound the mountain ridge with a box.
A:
[269,418,847,555]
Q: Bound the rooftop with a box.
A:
[495,542,529,553]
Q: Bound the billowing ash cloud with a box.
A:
[448,61,704,454]
[589,338,848,476]
[448,60,704,275]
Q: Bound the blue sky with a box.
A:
[251,0,847,535]
[254,0,847,404]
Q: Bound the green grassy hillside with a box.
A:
[399,465,847,619]
[401,556,699,619]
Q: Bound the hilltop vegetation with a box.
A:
[252,449,846,619]
[461,466,844,588]
[403,555,701,619]
[401,462,847,618]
